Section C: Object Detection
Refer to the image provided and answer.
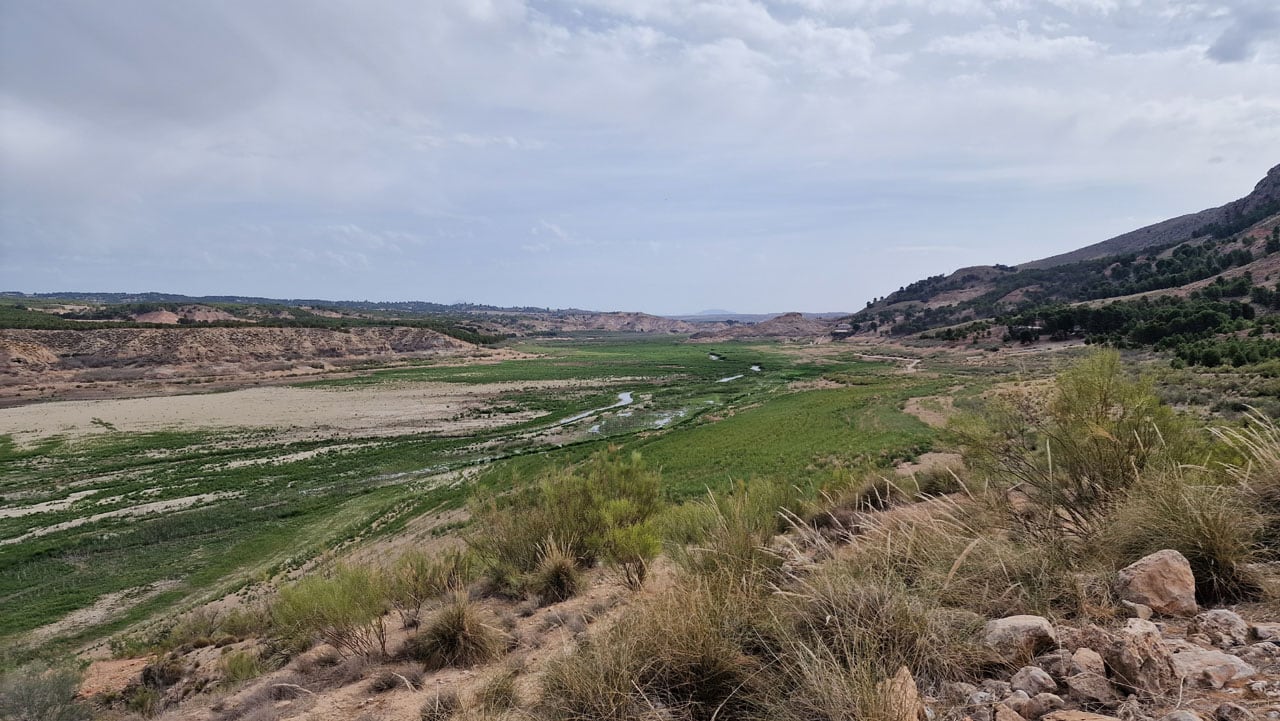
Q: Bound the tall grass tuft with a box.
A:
[528,537,583,605]
[1102,470,1265,603]
[403,594,505,670]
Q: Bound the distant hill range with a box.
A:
[848,162,1280,342]
[0,292,738,340]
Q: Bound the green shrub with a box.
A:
[219,650,268,686]
[272,564,390,658]
[602,522,661,589]
[402,595,504,670]
[0,665,92,721]
[953,350,1196,538]
[469,449,663,595]
[389,548,473,627]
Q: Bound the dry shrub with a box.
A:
[781,567,986,686]
[403,595,505,670]
[1212,407,1280,553]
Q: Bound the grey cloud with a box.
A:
[1206,0,1280,62]
[2,0,1278,313]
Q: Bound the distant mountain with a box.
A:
[847,162,1280,341]
[1023,163,1280,269]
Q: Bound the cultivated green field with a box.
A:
[0,335,956,664]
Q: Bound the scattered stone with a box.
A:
[943,681,980,703]
[1253,622,1280,641]
[1238,641,1280,667]
[880,666,927,721]
[985,616,1058,663]
[1115,550,1198,617]
[1105,618,1180,696]
[1028,693,1066,719]
[1012,667,1057,696]
[1071,648,1105,677]
[1042,711,1122,721]
[1158,712,1203,721]
[1036,649,1075,680]
[1007,691,1065,720]
[1121,601,1154,620]
[982,680,1014,698]
[1170,647,1258,688]
[1215,703,1255,721]
[1065,673,1118,706]
[995,703,1029,721]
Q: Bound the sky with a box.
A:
[1,1,1278,315]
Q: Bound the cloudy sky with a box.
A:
[1,1,1278,314]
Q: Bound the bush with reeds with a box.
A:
[389,548,473,627]
[0,664,92,721]
[469,449,663,595]
[272,564,391,658]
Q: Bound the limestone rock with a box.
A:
[1157,712,1203,721]
[1121,600,1154,620]
[1036,649,1075,680]
[1011,666,1057,696]
[1065,673,1118,705]
[1042,712,1122,721]
[1115,550,1198,617]
[1071,648,1105,677]
[1024,693,1066,720]
[995,704,1029,721]
[1252,622,1280,641]
[1170,646,1258,688]
[985,616,1058,663]
[1104,618,1180,696]
[879,665,927,721]
[1191,610,1250,649]
[1238,641,1280,667]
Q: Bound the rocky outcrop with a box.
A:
[1115,550,1198,617]
[0,326,474,373]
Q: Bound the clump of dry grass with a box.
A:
[1100,469,1265,603]
[527,537,582,605]
[402,595,506,670]
[420,689,461,721]
[367,666,424,693]
[473,667,521,713]
[539,581,769,721]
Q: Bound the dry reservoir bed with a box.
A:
[0,380,598,445]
